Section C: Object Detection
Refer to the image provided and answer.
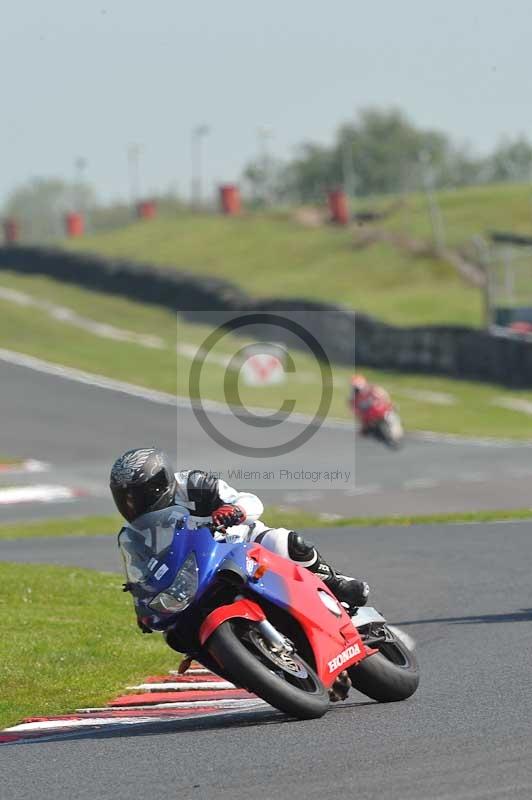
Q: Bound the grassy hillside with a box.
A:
[369,182,532,245]
[64,183,532,328]
[64,214,478,328]
[1,271,532,438]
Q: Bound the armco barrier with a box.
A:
[1,245,532,387]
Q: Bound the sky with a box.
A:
[2,0,532,206]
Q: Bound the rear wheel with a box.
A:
[206,619,329,719]
[348,626,419,702]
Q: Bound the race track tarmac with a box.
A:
[2,521,532,799]
[2,358,532,523]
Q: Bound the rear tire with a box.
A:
[206,620,329,720]
[348,628,419,702]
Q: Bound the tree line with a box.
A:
[243,107,532,204]
[5,107,532,242]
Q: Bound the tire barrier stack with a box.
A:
[2,245,532,387]
[489,231,532,246]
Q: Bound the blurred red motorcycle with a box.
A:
[350,376,404,449]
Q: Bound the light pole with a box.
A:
[74,156,87,214]
[341,137,356,201]
[127,143,142,207]
[257,127,274,206]
[419,150,445,253]
[190,125,210,209]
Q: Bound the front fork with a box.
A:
[255,619,295,654]
[241,617,353,703]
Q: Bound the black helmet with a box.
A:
[110,448,177,522]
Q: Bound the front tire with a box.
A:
[348,627,419,702]
[377,419,402,450]
[206,619,329,720]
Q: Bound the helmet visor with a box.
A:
[112,470,170,522]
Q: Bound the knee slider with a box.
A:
[287,531,316,563]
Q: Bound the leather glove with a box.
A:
[212,504,246,528]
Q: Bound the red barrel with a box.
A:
[3,218,20,244]
[219,184,241,215]
[137,200,157,220]
[327,189,350,225]
[65,212,84,237]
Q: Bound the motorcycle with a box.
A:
[358,398,404,449]
[119,507,419,720]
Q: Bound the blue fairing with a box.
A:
[118,507,290,632]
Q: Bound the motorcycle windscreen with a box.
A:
[118,505,189,585]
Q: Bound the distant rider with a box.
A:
[110,448,370,621]
[349,374,392,434]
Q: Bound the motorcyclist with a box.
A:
[110,447,369,613]
[349,373,393,433]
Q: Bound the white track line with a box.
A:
[403,478,439,490]
[2,698,267,733]
[0,459,49,475]
[5,699,268,733]
[0,485,80,505]
[344,484,381,496]
[0,347,350,428]
[412,430,532,447]
[0,286,165,350]
[128,681,235,691]
[395,388,457,406]
[2,347,531,446]
[458,472,487,483]
[0,348,177,407]
[507,467,532,478]
[4,717,164,732]
[169,668,210,676]
[77,698,266,714]
[492,396,532,415]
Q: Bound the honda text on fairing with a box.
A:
[119,507,419,720]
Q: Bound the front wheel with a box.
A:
[377,418,403,450]
[206,619,329,720]
[348,626,419,702]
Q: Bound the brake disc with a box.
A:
[248,629,309,679]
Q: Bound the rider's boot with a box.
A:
[314,558,370,607]
[177,655,193,674]
[287,532,370,607]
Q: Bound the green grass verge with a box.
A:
[328,508,532,527]
[0,511,320,540]
[0,515,122,540]
[0,562,181,730]
[65,207,483,327]
[1,271,531,438]
[2,507,532,544]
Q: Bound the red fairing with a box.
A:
[353,387,393,426]
[245,545,369,688]
[199,598,265,646]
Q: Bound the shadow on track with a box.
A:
[397,608,532,626]
[3,700,375,748]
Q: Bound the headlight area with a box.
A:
[148,552,199,615]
